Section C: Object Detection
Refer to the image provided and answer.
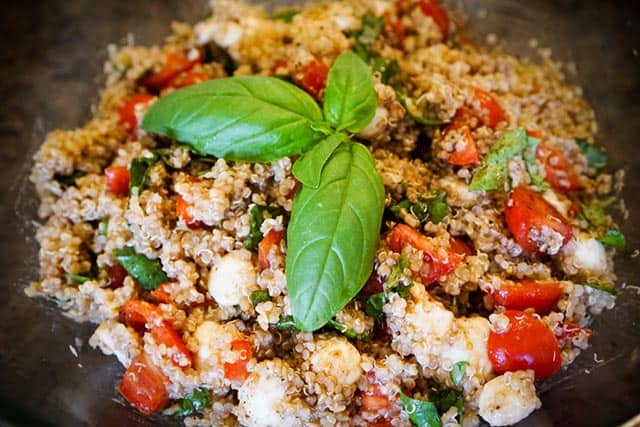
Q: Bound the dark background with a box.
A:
[0,1,638,426]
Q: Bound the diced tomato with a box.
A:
[388,224,468,285]
[369,419,393,427]
[144,50,203,90]
[383,11,405,47]
[117,93,155,133]
[120,300,193,368]
[118,353,169,414]
[258,229,284,270]
[271,58,289,75]
[488,310,561,380]
[536,142,582,192]
[296,60,329,99]
[557,320,593,341]
[449,236,474,256]
[150,282,173,304]
[287,178,301,199]
[361,382,390,412]
[223,339,253,381]
[361,271,384,296]
[168,70,209,89]
[473,88,506,129]
[108,263,128,290]
[176,194,205,229]
[526,129,544,139]
[446,125,480,166]
[416,0,449,37]
[105,166,130,197]
[505,186,573,254]
[492,280,563,314]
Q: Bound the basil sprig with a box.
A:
[142,51,383,331]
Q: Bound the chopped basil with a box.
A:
[598,229,626,250]
[129,154,159,195]
[100,216,110,237]
[54,171,86,190]
[365,292,387,321]
[390,190,449,225]
[66,273,91,284]
[397,92,447,126]
[349,14,384,62]
[450,361,469,387]
[274,315,297,330]
[272,8,300,23]
[326,319,370,340]
[202,41,236,75]
[400,392,442,427]
[523,136,550,191]
[584,282,618,295]
[365,255,412,321]
[372,57,401,85]
[176,388,212,417]
[250,290,271,308]
[113,246,168,291]
[580,197,615,228]
[245,205,283,250]
[431,389,464,420]
[577,139,608,176]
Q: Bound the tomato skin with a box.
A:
[536,142,582,192]
[388,224,468,285]
[108,263,128,290]
[223,339,252,381]
[117,93,155,133]
[144,50,203,90]
[473,88,506,128]
[118,352,169,414]
[505,186,573,254]
[176,194,205,229]
[383,11,406,47]
[361,383,391,412]
[488,310,561,380]
[258,229,284,270]
[104,166,130,197]
[120,300,193,368]
[296,60,329,99]
[492,280,563,314]
[416,0,449,36]
[446,125,480,166]
[150,282,173,304]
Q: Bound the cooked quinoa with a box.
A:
[28,1,622,426]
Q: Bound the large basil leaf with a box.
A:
[399,392,442,427]
[286,142,384,331]
[142,76,325,162]
[323,52,377,133]
[292,133,347,188]
[113,246,168,290]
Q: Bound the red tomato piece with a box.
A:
[108,263,128,290]
[121,299,163,331]
[361,271,384,296]
[505,186,573,254]
[117,93,155,133]
[416,0,449,37]
[118,353,169,414]
[557,320,593,340]
[168,70,209,89]
[223,339,253,381]
[258,229,284,270]
[384,11,406,47]
[150,282,173,304]
[150,321,194,368]
[176,194,205,229]
[296,60,329,99]
[361,385,391,412]
[104,166,130,197]
[526,129,544,139]
[388,224,467,285]
[271,58,289,75]
[144,50,203,90]
[473,88,506,129]
[536,142,582,192]
[492,279,563,314]
[447,125,480,166]
[488,310,561,380]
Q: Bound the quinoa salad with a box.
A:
[27,1,625,426]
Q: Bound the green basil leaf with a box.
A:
[584,282,618,295]
[66,273,91,284]
[365,292,387,322]
[292,133,347,188]
[577,139,608,176]
[54,171,86,190]
[580,197,615,228]
[431,389,464,420]
[349,14,384,62]
[272,8,300,23]
[397,92,447,126]
[176,388,212,417]
[400,392,443,427]
[326,319,370,340]
[142,76,325,162]
[450,361,469,387]
[323,52,377,133]
[523,137,550,191]
[274,315,297,330]
[286,142,385,331]
[129,155,159,195]
[100,216,110,237]
[372,57,401,85]
[250,290,271,308]
[425,190,449,224]
[469,128,530,191]
[598,229,626,250]
[113,246,168,290]
[245,204,283,250]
